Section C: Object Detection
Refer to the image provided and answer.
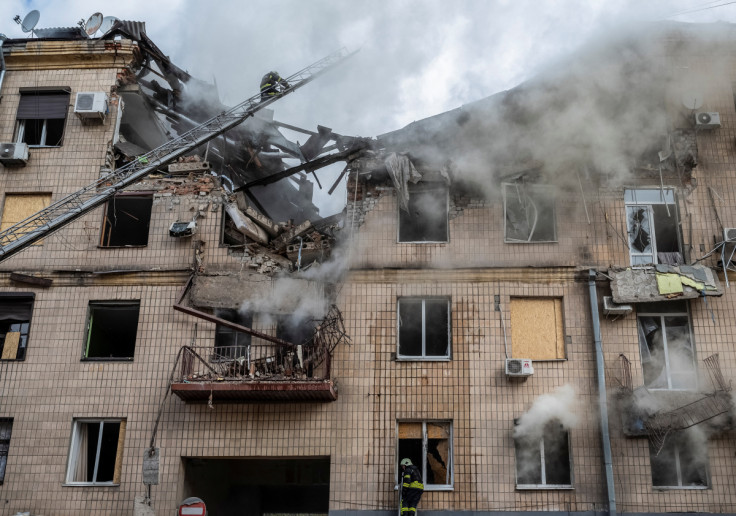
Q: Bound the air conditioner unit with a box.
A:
[505,358,533,377]
[603,296,633,316]
[724,228,736,242]
[695,112,720,129]
[0,142,29,166]
[74,92,108,121]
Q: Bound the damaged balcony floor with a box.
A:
[171,378,338,402]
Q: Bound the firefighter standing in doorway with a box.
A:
[260,71,290,102]
[400,458,424,515]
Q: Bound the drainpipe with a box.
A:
[0,37,7,98]
[588,269,617,516]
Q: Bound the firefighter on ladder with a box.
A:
[400,458,424,515]
[260,71,290,102]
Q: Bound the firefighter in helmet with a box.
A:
[400,458,424,514]
[260,71,290,102]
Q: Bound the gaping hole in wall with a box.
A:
[276,315,315,346]
[398,184,449,243]
[221,208,245,246]
[514,421,572,488]
[398,421,452,487]
[649,430,708,488]
[625,189,681,265]
[214,309,253,361]
[398,298,450,359]
[0,419,13,485]
[66,419,125,485]
[0,294,34,361]
[182,457,330,516]
[84,301,140,360]
[637,301,696,390]
[100,194,153,247]
[503,183,556,243]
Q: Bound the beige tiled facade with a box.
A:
[1,29,736,516]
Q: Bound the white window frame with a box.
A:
[637,304,697,391]
[624,188,679,266]
[16,119,59,148]
[650,436,709,489]
[396,420,454,491]
[503,183,557,243]
[397,297,451,361]
[65,418,124,486]
[397,184,449,244]
[515,426,573,490]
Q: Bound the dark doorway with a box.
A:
[181,457,330,516]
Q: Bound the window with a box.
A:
[504,183,556,242]
[214,309,252,360]
[84,301,140,360]
[515,421,572,489]
[0,294,34,361]
[65,419,126,485]
[1,193,52,246]
[638,301,696,390]
[625,188,681,266]
[99,194,153,247]
[510,298,565,360]
[397,298,450,359]
[0,419,12,485]
[650,431,708,488]
[398,421,452,489]
[15,90,69,147]
[276,315,315,346]
[398,184,448,243]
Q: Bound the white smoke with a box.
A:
[514,384,579,441]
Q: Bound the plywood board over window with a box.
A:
[1,193,52,245]
[510,298,565,360]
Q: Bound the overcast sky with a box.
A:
[2,0,736,213]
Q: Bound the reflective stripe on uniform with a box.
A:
[401,508,416,514]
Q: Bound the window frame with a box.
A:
[396,420,454,491]
[637,302,697,391]
[397,183,449,244]
[624,188,682,266]
[649,432,709,489]
[64,418,125,486]
[396,297,451,361]
[0,418,13,485]
[503,182,557,243]
[83,300,140,361]
[14,90,70,148]
[514,422,574,490]
[213,309,253,363]
[0,292,35,362]
[98,193,154,248]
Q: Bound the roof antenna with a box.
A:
[14,10,40,38]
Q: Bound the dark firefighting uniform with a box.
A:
[401,464,424,514]
[260,71,289,101]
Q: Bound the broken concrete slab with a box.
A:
[609,265,722,304]
[225,203,269,244]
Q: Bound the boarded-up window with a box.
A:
[65,419,126,485]
[510,298,565,359]
[0,294,34,361]
[1,193,52,246]
[398,421,452,488]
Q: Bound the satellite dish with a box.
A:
[20,10,40,33]
[85,12,103,36]
[99,16,119,35]
[681,91,704,110]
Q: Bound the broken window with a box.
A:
[638,301,696,390]
[398,298,450,359]
[398,184,449,243]
[84,301,140,360]
[503,183,556,243]
[625,189,681,266]
[514,421,572,488]
[510,298,565,360]
[0,294,34,361]
[65,419,126,485]
[1,193,52,246]
[397,421,452,489]
[15,90,69,147]
[0,419,12,485]
[650,430,708,488]
[214,309,252,361]
[99,194,153,247]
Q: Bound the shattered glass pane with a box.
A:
[638,310,696,390]
[627,206,652,254]
[504,184,556,242]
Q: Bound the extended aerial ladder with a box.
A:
[0,48,356,263]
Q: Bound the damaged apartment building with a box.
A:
[2,12,736,516]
